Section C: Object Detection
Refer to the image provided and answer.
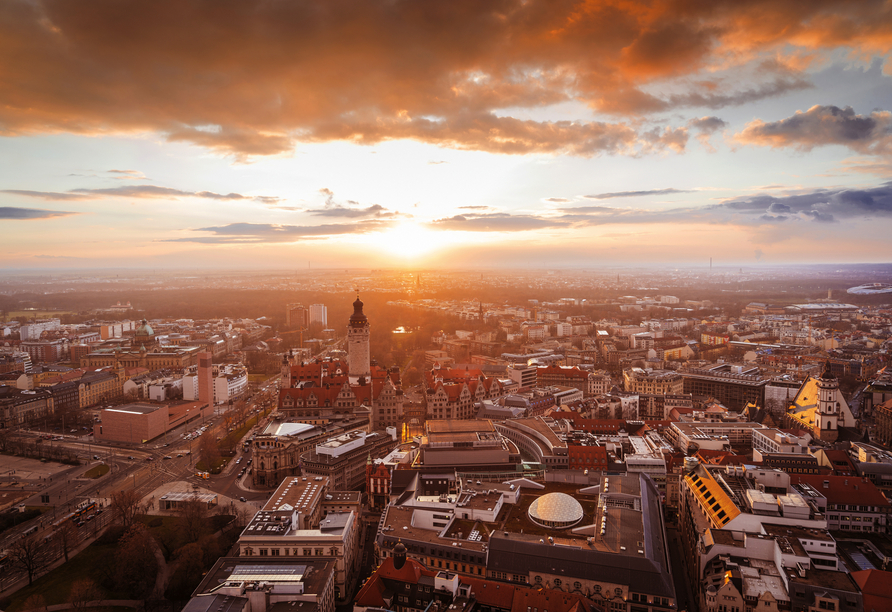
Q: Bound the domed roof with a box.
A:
[527,492,583,528]
[135,319,154,337]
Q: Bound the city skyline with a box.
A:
[2,1,892,269]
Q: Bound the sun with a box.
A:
[351,221,473,261]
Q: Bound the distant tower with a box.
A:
[198,352,213,406]
[348,295,371,379]
[814,361,840,442]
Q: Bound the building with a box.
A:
[197,351,213,405]
[186,557,336,612]
[237,475,359,601]
[93,400,210,443]
[309,304,328,327]
[0,386,52,428]
[299,429,399,491]
[347,296,370,380]
[681,364,769,411]
[486,473,676,611]
[286,303,310,329]
[785,362,857,443]
[184,361,248,405]
[251,417,371,488]
[623,368,684,395]
[78,368,126,408]
[420,420,521,470]
[790,474,892,534]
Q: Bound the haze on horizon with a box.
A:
[1,1,892,270]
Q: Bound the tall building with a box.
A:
[197,351,213,405]
[347,296,370,379]
[286,303,309,329]
[309,303,328,327]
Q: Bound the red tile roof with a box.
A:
[790,475,891,507]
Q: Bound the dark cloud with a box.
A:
[689,116,728,133]
[737,105,892,154]
[584,188,691,200]
[307,188,403,219]
[0,206,78,219]
[3,0,878,156]
[716,183,892,222]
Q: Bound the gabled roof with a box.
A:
[790,475,890,507]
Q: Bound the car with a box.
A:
[163,455,172,460]
[70,429,77,433]
[163,443,169,447]
[247,458,252,464]
[239,497,247,502]
[92,455,100,460]
[127,455,134,459]
[236,458,241,464]
[146,456,154,461]
[177,453,183,458]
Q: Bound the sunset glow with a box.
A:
[0,1,890,269]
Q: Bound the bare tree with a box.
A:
[55,519,79,562]
[179,498,209,544]
[10,533,49,585]
[69,578,103,612]
[110,488,142,531]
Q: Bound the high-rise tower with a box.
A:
[348,295,370,379]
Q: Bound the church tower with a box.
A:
[814,361,840,442]
[348,295,371,379]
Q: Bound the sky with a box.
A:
[2,0,892,270]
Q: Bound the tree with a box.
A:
[114,524,159,599]
[55,519,79,562]
[110,488,142,531]
[22,593,47,612]
[165,542,204,601]
[198,434,220,472]
[10,533,49,585]
[69,578,103,612]
[179,498,209,544]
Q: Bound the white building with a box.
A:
[183,363,248,404]
[310,303,328,327]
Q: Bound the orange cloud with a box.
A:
[0,0,889,156]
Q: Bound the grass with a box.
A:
[217,415,259,451]
[84,464,110,479]
[5,539,129,611]
[3,310,76,321]
[195,457,228,474]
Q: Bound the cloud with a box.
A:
[689,116,728,152]
[107,169,149,180]
[164,220,393,243]
[457,205,493,210]
[584,188,691,200]
[1,190,91,201]
[3,0,879,157]
[3,185,280,203]
[736,105,892,154]
[544,197,572,203]
[429,212,570,232]
[430,182,892,234]
[306,188,404,219]
[0,206,78,219]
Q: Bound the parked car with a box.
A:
[239,497,247,502]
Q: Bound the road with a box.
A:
[0,375,282,595]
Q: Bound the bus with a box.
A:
[52,499,97,529]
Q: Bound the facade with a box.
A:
[237,476,360,601]
[681,364,769,411]
[78,368,125,408]
[623,368,684,395]
[299,429,399,491]
[309,303,328,327]
[286,303,310,329]
[0,386,52,428]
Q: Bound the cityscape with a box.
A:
[2,2,892,612]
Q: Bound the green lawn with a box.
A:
[84,464,110,479]
[6,540,129,611]
[217,415,258,451]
